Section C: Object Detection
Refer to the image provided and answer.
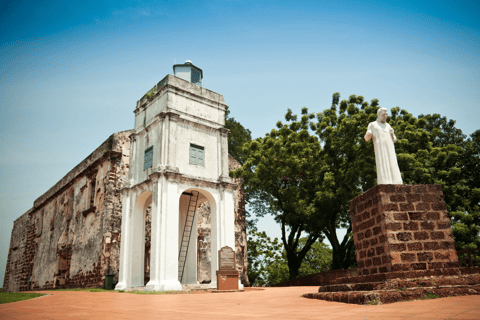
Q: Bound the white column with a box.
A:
[115,190,133,290]
[210,192,219,285]
[146,181,160,291]
[159,179,182,291]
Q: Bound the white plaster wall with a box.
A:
[176,124,219,180]
[168,92,223,125]
[145,94,167,125]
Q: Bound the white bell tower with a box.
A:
[115,61,238,291]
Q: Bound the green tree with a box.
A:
[233,108,329,279]
[266,238,333,286]
[247,231,283,286]
[225,106,252,166]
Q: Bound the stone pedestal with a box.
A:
[349,184,459,275]
[303,184,480,305]
[216,270,239,290]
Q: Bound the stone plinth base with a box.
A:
[216,270,239,291]
[303,267,480,305]
[349,184,459,275]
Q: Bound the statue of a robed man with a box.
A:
[365,108,403,185]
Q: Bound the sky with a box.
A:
[1,0,479,287]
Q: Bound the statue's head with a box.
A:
[377,108,388,123]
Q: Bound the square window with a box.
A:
[144,146,153,170]
[189,144,204,166]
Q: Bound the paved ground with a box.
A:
[1,287,479,320]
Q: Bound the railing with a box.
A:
[457,248,480,267]
[275,268,358,287]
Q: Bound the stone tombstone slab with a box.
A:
[349,184,459,276]
[218,246,236,270]
[216,246,239,290]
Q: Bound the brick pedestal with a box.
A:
[216,270,239,291]
[303,184,480,305]
[349,184,459,276]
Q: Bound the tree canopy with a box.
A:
[233,92,480,281]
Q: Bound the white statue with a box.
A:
[364,108,403,185]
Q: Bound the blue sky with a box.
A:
[1,0,479,286]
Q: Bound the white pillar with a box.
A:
[159,179,182,291]
[146,182,160,291]
[115,190,133,290]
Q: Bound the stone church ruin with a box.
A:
[3,61,249,292]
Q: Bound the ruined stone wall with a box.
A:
[197,201,211,283]
[229,155,249,287]
[3,131,132,292]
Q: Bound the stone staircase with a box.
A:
[303,266,480,305]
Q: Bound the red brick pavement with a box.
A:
[1,287,479,320]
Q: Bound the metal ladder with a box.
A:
[178,191,199,283]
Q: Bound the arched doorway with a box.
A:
[178,188,215,285]
[130,191,151,287]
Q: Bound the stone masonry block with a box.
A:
[407,242,423,251]
[437,221,451,229]
[408,212,425,220]
[365,259,372,267]
[423,194,437,202]
[357,232,364,241]
[379,234,387,243]
[406,194,421,202]
[382,255,391,264]
[431,202,447,210]
[415,203,431,211]
[430,231,445,240]
[367,248,375,257]
[426,212,440,220]
[372,226,381,235]
[376,245,385,255]
[383,203,399,211]
[393,212,408,221]
[412,185,427,193]
[424,242,441,250]
[401,253,416,262]
[390,195,405,202]
[396,232,413,242]
[414,231,429,240]
[434,251,450,260]
[362,211,370,221]
[370,238,378,246]
[389,243,406,252]
[403,221,419,231]
[373,257,382,266]
[417,252,434,262]
[365,229,372,238]
[386,222,402,231]
[420,221,435,230]
[400,203,415,211]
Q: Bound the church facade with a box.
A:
[3,62,249,292]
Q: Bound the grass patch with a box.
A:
[366,299,381,306]
[0,292,47,304]
[420,292,440,300]
[50,288,115,292]
[129,290,179,294]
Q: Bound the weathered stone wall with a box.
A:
[349,184,459,276]
[229,155,249,287]
[3,131,248,291]
[3,131,132,292]
[197,201,211,283]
